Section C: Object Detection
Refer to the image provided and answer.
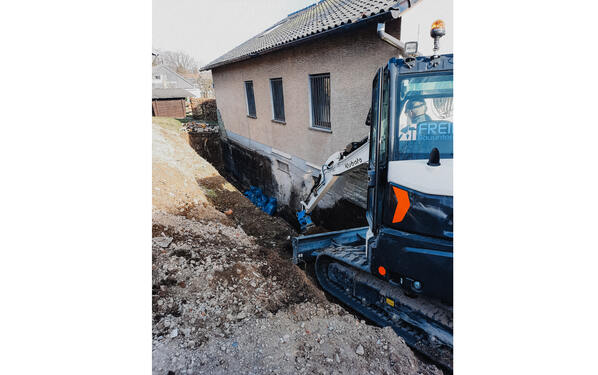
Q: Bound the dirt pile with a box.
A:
[152,210,440,375]
[152,119,222,223]
[151,118,441,375]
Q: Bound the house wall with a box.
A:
[210,20,402,213]
[211,19,401,167]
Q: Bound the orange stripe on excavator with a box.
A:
[392,186,410,223]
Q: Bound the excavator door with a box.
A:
[366,67,390,233]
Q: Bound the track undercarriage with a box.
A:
[293,230,453,372]
[316,249,453,371]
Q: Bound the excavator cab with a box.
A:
[366,55,454,302]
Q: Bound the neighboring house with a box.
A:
[152,64,203,97]
[152,88,194,118]
[200,0,452,212]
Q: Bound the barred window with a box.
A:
[245,81,256,118]
[309,73,331,130]
[270,78,285,122]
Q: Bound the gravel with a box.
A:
[152,210,441,375]
[152,119,441,375]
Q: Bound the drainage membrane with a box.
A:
[244,186,277,216]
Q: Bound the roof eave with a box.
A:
[200,11,395,72]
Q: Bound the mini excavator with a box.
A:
[293,19,453,371]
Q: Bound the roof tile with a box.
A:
[201,0,412,71]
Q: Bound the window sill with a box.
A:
[309,126,332,133]
[247,115,257,119]
[271,119,286,125]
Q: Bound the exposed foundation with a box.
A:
[188,129,368,231]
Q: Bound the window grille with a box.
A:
[270,78,285,122]
[245,81,256,117]
[309,73,331,129]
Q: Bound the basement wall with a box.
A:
[221,128,367,208]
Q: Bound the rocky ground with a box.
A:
[152,118,441,375]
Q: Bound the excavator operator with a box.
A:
[406,99,432,124]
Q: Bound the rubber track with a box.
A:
[315,254,453,372]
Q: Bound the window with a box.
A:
[379,68,390,163]
[270,78,285,122]
[277,160,289,174]
[309,73,331,130]
[396,74,453,161]
[244,81,256,118]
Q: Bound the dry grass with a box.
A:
[152,117,183,132]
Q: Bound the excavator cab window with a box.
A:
[395,73,453,161]
[379,69,390,164]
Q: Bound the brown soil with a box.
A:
[152,119,224,223]
[197,175,296,253]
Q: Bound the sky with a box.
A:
[153,0,316,67]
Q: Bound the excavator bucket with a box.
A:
[296,210,314,232]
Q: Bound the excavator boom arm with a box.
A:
[301,140,370,214]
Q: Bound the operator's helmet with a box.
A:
[406,99,426,110]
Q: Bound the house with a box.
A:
[152,88,194,118]
[200,0,453,216]
[152,64,203,98]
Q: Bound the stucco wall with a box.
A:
[211,19,402,166]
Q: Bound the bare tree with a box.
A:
[197,72,215,98]
[154,49,199,74]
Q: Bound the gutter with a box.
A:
[200,0,415,71]
[377,22,406,57]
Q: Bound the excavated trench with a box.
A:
[188,131,368,232]
[186,131,451,373]
[187,132,376,320]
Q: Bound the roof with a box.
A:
[201,0,415,71]
[180,71,200,82]
[152,88,194,99]
[152,65,197,89]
